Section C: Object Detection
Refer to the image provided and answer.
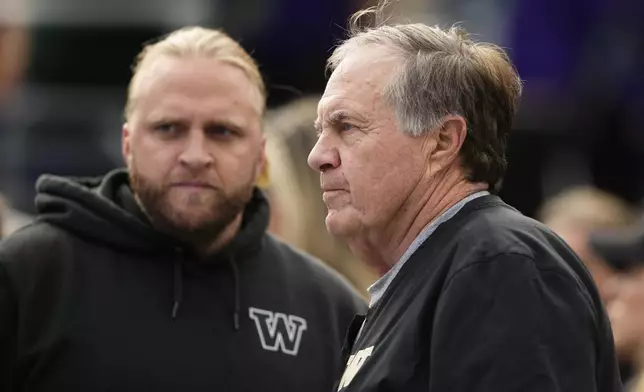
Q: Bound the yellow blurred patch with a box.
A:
[256,158,270,189]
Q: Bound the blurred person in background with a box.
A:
[589,217,644,391]
[0,204,31,237]
[308,2,622,391]
[539,186,638,386]
[0,194,31,240]
[0,196,4,239]
[538,186,639,301]
[0,0,34,236]
[0,0,29,103]
[262,96,378,296]
[0,26,366,391]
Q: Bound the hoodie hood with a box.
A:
[34,168,270,260]
[35,168,271,328]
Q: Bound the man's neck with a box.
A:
[201,214,243,256]
[348,170,488,275]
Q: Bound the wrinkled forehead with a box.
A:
[319,46,401,117]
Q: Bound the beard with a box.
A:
[129,168,255,247]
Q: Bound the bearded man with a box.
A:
[0,26,365,392]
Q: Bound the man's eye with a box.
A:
[155,123,177,133]
[207,125,235,137]
[341,123,355,132]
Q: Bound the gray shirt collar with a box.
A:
[367,191,490,307]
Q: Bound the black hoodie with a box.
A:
[0,169,366,392]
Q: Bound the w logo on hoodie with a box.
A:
[248,307,308,356]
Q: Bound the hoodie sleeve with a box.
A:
[0,261,18,391]
[429,253,600,392]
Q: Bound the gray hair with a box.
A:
[327,1,523,193]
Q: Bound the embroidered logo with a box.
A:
[248,307,308,356]
[337,346,374,390]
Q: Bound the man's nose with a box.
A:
[308,133,340,173]
[179,130,214,169]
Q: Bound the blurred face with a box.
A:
[308,46,432,237]
[123,56,265,244]
[551,226,616,301]
[605,267,644,361]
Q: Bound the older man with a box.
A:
[308,3,622,391]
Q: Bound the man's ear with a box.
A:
[122,123,132,167]
[429,115,467,166]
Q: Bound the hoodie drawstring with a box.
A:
[227,256,241,331]
[170,249,240,332]
[172,254,184,319]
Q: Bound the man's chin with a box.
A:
[130,174,252,245]
[168,218,211,233]
[324,209,360,237]
[158,212,232,246]
[166,209,220,232]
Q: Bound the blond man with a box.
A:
[0,27,365,391]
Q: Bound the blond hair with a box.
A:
[538,186,637,231]
[327,0,522,193]
[125,26,265,119]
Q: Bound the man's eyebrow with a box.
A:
[327,111,352,124]
[317,111,354,128]
[145,114,184,124]
[314,110,363,135]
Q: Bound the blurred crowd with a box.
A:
[538,187,644,389]
[1,0,644,389]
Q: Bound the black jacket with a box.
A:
[0,169,366,392]
[336,195,621,392]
